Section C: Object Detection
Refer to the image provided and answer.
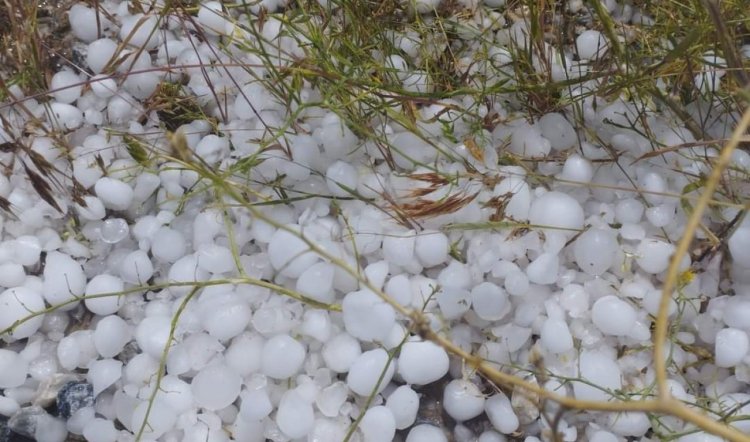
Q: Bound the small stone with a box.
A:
[56,381,93,419]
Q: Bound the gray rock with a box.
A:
[56,381,93,419]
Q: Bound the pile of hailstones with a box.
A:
[1,1,750,442]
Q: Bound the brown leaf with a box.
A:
[23,162,63,213]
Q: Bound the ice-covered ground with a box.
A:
[0,0,749,441]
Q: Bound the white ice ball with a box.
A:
[119,250,154,285]
[729,227,750,268]
[342,289,395,342]
[347,349,395,396]
[326,160,359,197]
[87,39,118,74]
[576,30,609,60]
[191,363,242,410]
[559,154,593,182]
[715,328,749,368]
[0,287,45,339]
[43,252,86,309]
[539,113,576,151]
[119,14,161,50]
[414,230,449,267]
[68,5,101,42]
[471,282,508,321]
[94,315,131,358]
[573,350,622,401]
[574,228,619,275]
[397,340,449,385]
[485,393,519,434]
[406,425,448,442]
[276,390,314,439]
[50,70,82,104]
[636,239,676,274]
[360,406,396,442]
[0,349,29,388]
[529,191,584,233]
[592,295,636,336]
[386,385,419,430]
[267,225,320,278]
[94,177,134,211]
[261,334,306,379]
[443,379,485,421]
[540,318,574,353]
[200,292,251,341]
[134,316,171,359]
[322,333,362,373]
[84,274,124,315]
[296,262,335,304]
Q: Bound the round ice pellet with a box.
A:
[729,227,750,268]
[87,359,122,396]
[326,160,358,197]
[82,418,117,442]
[539,113,576,151]
[397,340,449,385]
[529,191,584,232]
[43,252,86,308]
[131,399,176,439]
[0,287,45,340]
[94,315,130,358]
[342,289,395,342]
[592,295,636,336]
[276,390,314,439]
[347,349,395,396]
[261,334,306,379]
[151,227,186,263]
[360,406,396,442]
[574,228,618,275]
[119,14,161,50]
[485,393,518,434]
[87,39,118,74]
[576,30,608,60]
[267,225,320,278]
[715,328,749,368]
[471,282,508,321]
[526,253,559,285]
[201,293,251,341]
[443,379,485,421]
[0,349,28,388]
[14,235,41,266]
[322,333,362,373]
[296,262,336,304]
[559,154,593,182]
[504,271,529,296]
[134,316,171,359]
[99,218,129,244]
[191,363,241,410]
[540,318,574,353]
[196,243,234,274]
[50,70,82,104]
[386,385,419,430]
[225,333,263,377]
[120,250,153,285]
[573,350,622,401]
[95,177,134,211]
[84,274,124,316]
[636,239,675,274]
[406,425,448,442]
[382,230,416,267]
[90,74,117,97]
[414,230,449,268]
[68,4,100,42]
